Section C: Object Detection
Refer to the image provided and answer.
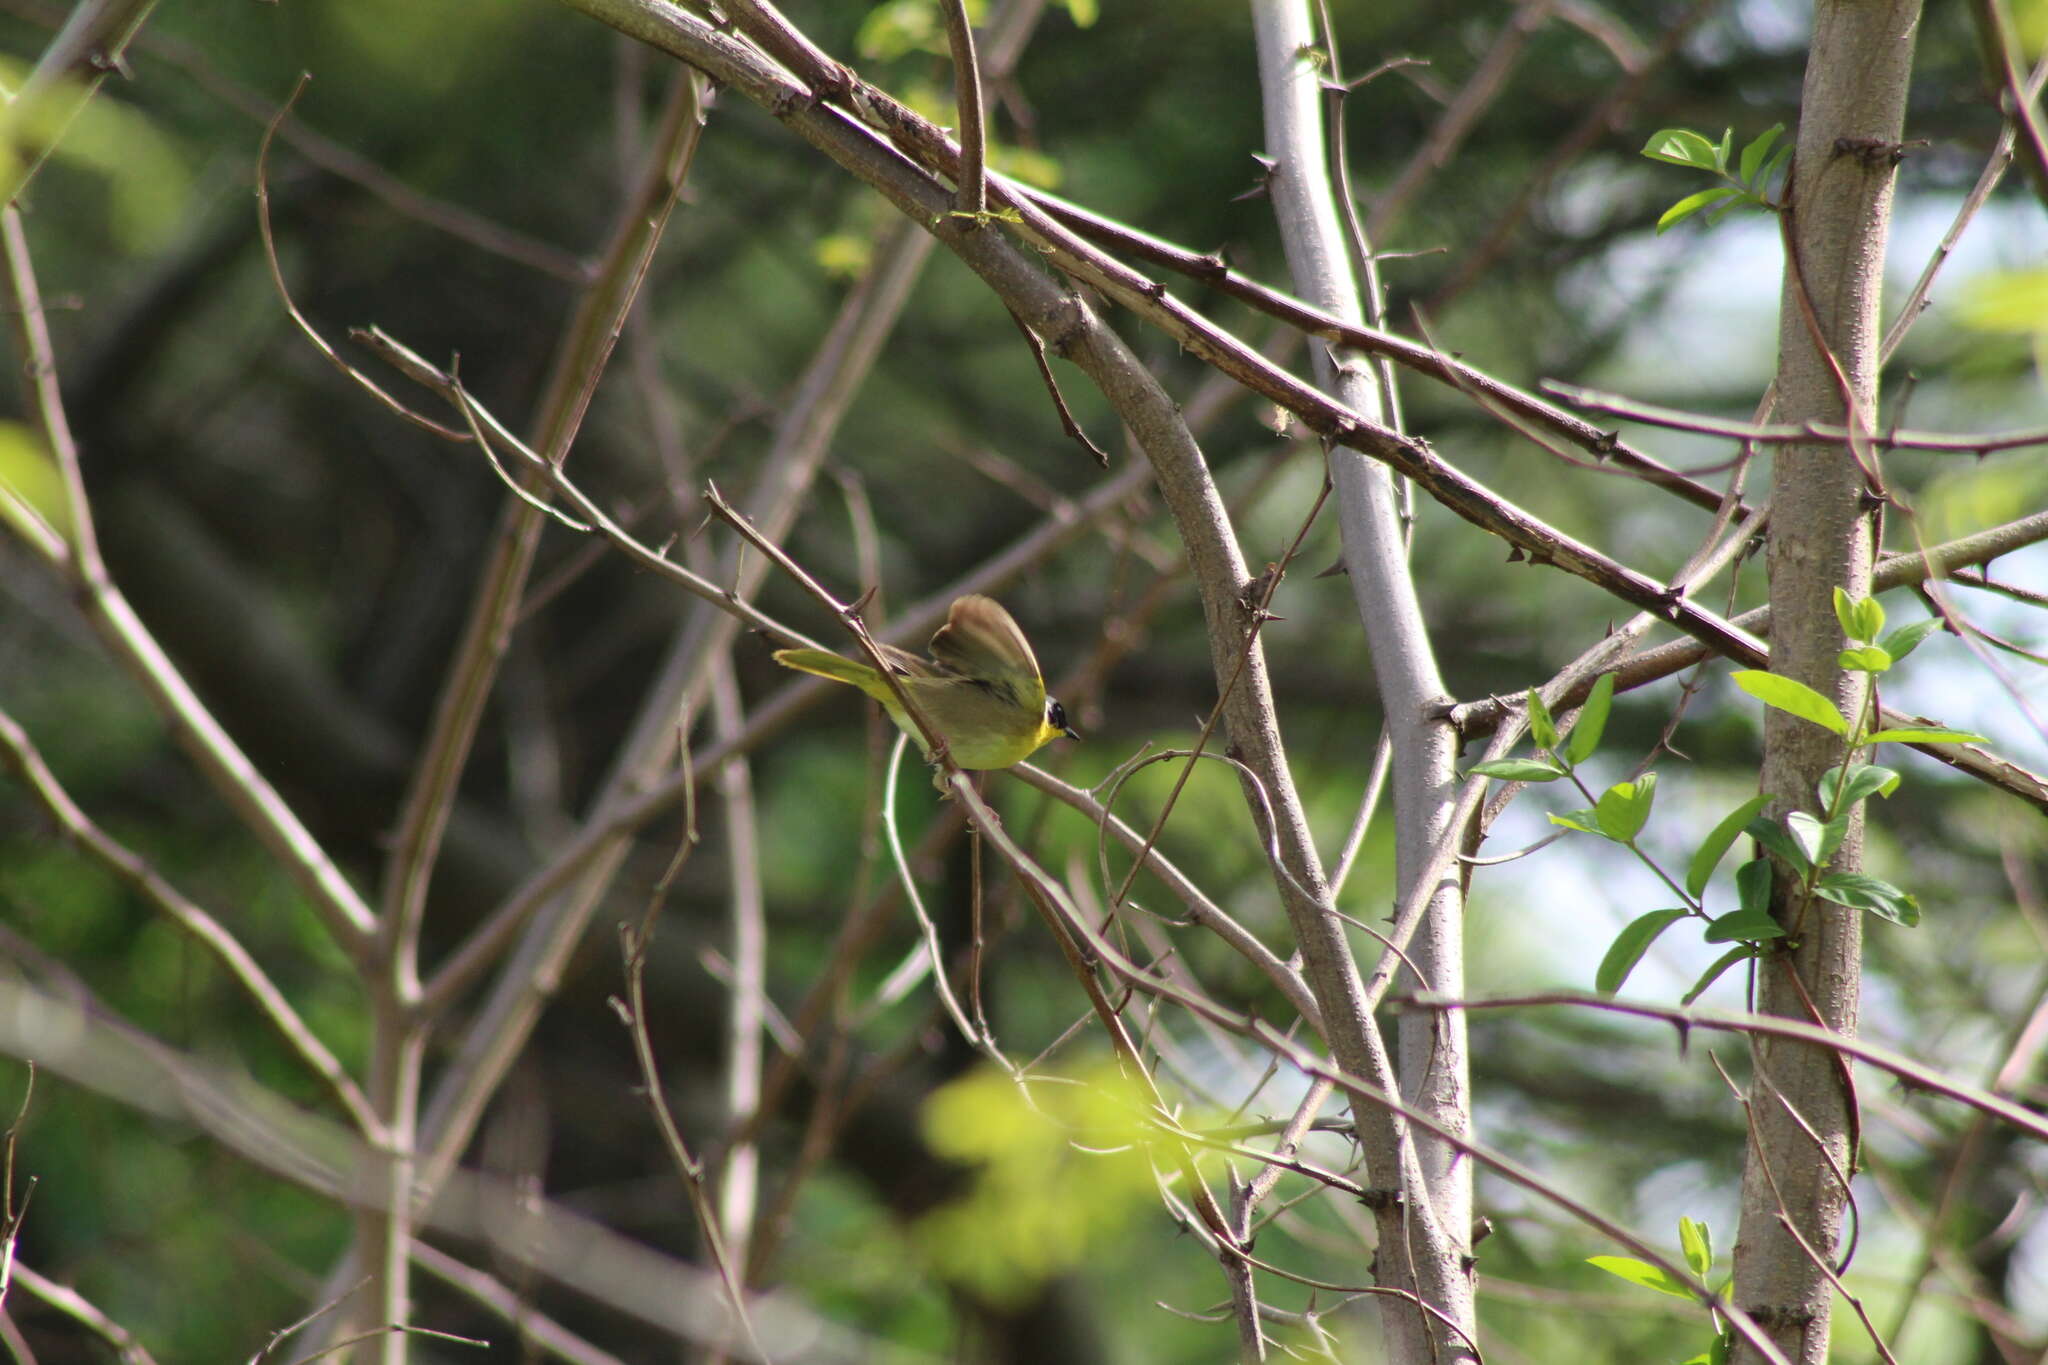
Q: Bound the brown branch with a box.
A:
[568,0,1775,672]
[1880,45,2048,363]
[0,0,161,208]
[10,1262,162,1365]
[1006,306,1110,464]
[409,1243,629,1365]
[373,68,716,1011]
[937,0,987,220]
[5,179,379,951]
[256,79,472,443]
[1026,187,1733,513]
[1968,0,2048,208]
[0,709,381,1137]
[945,838,1794,1363]
[1544,382,2048,455]
[1448,512,2048,810]
[1405,993,2048,1145]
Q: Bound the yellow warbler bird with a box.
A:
[773,595,1079,770]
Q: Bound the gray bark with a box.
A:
[1734,1,1922,1360]
[1248,4,1475,1360]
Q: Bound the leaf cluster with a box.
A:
[1469,591,1981,1003]
[1641,123,1789,232]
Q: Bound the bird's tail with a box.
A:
[771,648,893,704]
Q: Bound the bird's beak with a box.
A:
[1062,724,1080,742]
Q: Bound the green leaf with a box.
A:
[1785,812,1845,867]
[1657,185,1744,233]
[1597,909,1691,994]
[1731,670,1849,735]
[1596,773,1658,842]
[1880,618,1943,662]
[1862,727,1987,745]
[1735,857,1774,915]
[1055,0,1097,26]
[1679,1217,1714,1279]
[1642,128,1724,170]
[1818,873,1920,926]
[1703,193,1755,226]
[1763,145,1793,185]
[1587,1255,1696,1300]
[1819,765,1900,812]
[1564,672,1616,766]
[1704,907,1786,943]
[1469,757,1566,782]
[1739,123,1785,184]
[1838,645,1893,673]
[1682,945,1757,1005]
[1714,127,1734,172]
[1832,588,1884,643]
[1550,808,1602,835]
[0,421,69,546]
[1527,688,1559,752]
[1744,818,1809,873]
[1687,795,1771,899]
[1832,587,1860,642]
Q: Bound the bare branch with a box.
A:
[0,709,381,1137]
[3,191,379,951]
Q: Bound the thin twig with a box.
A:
[937,0,986,220]
[879,735,1007,1059]
[1005,307,1110,464]
[1544,381,2048,455]
[614,831,765,1359]
[0,711,381,1137]
[708,655,768,1273]
[1013,765,1321,1028]
[255,78,470,442]
[953,784,1792,1364]
[0,0,161,208]
[3,184,379,950]
[1880,45,2048,363]
[353,334,826,663]
[380,70,710,1025]
[409,1243,629,1365]
[9,1263,161,1365]
[1970,0,2048,207]
[1409,993,2048,1145]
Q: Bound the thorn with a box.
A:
[1232,152,1279,202]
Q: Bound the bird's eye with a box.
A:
[1047,700,1068,729]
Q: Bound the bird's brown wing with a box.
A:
[875,642,939,678]
[926,595,1042,694]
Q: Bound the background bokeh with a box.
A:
[0,0,2044,1359]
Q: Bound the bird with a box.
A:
[772,594,1079,772]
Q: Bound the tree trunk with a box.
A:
[1733,2,1921,1360]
